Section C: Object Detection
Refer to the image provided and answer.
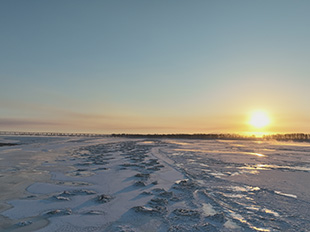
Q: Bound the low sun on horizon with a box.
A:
[249,110,271,129]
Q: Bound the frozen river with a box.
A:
[1,136,310,231]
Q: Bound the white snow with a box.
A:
[1,136,310,231]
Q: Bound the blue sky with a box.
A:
[1,1,310,133]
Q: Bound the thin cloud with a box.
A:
[0,118,68,127]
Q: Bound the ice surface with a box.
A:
[1,136,310,231]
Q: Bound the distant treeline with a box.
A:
[0,131,107,137]
[112,133,255,140]
[1,131,309,141]
[112,133,310,141]
[263,133,310,141]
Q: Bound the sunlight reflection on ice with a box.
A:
[248,152,265,157]
[263,208,280,217]
[228,185,260,192]
[174,148,266,157]
[229,210,271,232]
[274,191,297,199]
[246,206,280,217]
[239,164,310,172]
[166,140,190,145]
[139,141,155,144]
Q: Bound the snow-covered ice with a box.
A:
[1,136,310,231]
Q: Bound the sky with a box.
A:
[1,0,310,134]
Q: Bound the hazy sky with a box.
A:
[1,1,310,134]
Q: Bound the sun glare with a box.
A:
[249,111,270,129]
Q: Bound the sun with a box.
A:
[249,111,270,129]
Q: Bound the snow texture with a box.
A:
[1,136,310,231]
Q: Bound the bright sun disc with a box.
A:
[249,111,270,128]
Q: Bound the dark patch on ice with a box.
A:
[140,191,152,196]
[134,173,150,180]
[16,220,33,227]
[158,191,174,198]
[0,143,19,147]
[206,212,226,223]
[60,189,96,196]
[95,167,109,171]
[152,188,166,193]
[172,208,200,217]
[75,162,93,166]
[168,223,218,232]
[120,163,144,168]
[76,168,88,171]
[132,205,167,215]
[173,179,198,190]
[143,159,160,166]
[96,194,114,203]
[84,210,105,215]
[149,198,168,206]
[134,181,146,187]
[146,165,164,171]
[55,181,91,186]
[46,208,72,216]
[151,180,158,185]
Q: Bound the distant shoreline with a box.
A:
[0,143,19,147]
[1,131,310,142]
[112,133,310,142]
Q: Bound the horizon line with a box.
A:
[1,131,310,138]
